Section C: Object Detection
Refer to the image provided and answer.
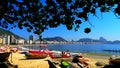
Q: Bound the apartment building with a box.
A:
[0,37,3,45]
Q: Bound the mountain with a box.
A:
[112,40,120,44]
[43,36,67,42]
[99,37,107,42]
[0,28,24,39]
[77,38,100,42]
[77,37,108,44]
[77,37,120,44]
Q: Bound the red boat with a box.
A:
[29,50,47,54]
[25,50,48,59]
[25,44,52,59]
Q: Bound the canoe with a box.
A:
[25,50,48,59]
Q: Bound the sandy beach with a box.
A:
[8,52,50,68]
[7,52,110,68]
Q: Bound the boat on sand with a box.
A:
[25,50,48,59]
[25,44,50,59]
[48,51,70,59]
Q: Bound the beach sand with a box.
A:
[8,52,109,68]
[8,53,50,68]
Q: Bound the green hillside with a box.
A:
[0,28,24,39]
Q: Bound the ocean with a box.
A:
[23,44,120,55]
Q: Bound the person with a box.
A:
[72,54,90,68]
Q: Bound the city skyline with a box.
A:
[9,11,120,41]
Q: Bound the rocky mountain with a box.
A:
[77,37,120,44]
[0,28,24,39]
[77,38,100,42]
[99,37,107,42]
[111,40,120,44]
[77,37,108,44]
[41,36,120,44]
[43,36,67,42]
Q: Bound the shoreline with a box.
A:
[0,45,112,68]
[17,45,114,60]
[16,44,120,56]
[8,52,50,68]
[8,52,110,68]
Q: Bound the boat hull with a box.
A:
[25,53,48,59]
[49,53,70,59]
[25,50,48,59]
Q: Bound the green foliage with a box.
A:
[0,0,120,36]
[84,28,91,33]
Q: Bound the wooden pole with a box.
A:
[10,52,12,63]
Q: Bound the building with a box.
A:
[10,35,16,44]
[0,34,26,45]
[29,35,34,41]
[17,39,25,45]
[27,40,33,44]
[2,35,17,45]
[0,37,3,45]
[2,35,10,45]
[28,35,35,44]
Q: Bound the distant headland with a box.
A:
[0,28,120,45]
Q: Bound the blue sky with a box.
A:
[10,11,120,41]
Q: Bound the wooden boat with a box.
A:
[25,50,48,59]
[25,44,53,59]
[0,52,11,62]
[49,54,70,59]
[109,58,120,65]
[48,52,70,59]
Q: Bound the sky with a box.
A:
[9,11,120,41]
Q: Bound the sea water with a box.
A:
[23,44,120,55]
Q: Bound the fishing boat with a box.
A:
[25,44,49,59]
[48,51,70,59]
[25,50,48,59]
